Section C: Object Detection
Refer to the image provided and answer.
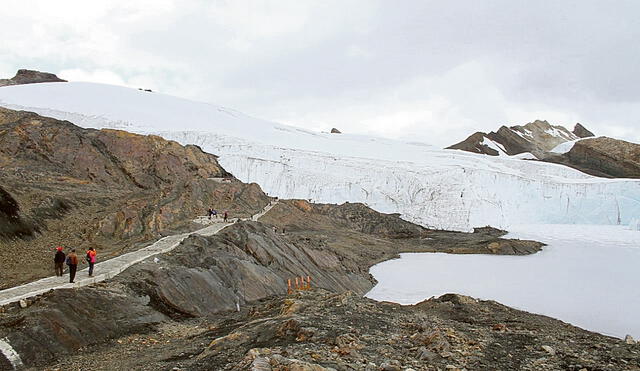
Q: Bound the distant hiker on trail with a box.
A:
[54,246,65,277]
[223,211,228,222]
[66,249,79,283]
[207,208,213,220]
[212,209,217,218]
[86,247,97,277]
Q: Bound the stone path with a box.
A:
[0,200,278,307]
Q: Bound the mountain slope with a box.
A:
[0,82,639,232]
[0,107,268,288]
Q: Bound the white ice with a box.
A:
[366,224,640,339]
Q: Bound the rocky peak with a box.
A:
[0,69,66,87]
[330,127,342,134]
[573,123,595,138]
[448,120,594,159]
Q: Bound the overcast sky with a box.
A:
[1,0,639,146]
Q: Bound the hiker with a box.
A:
[54,246,65,276]
[212,209,217,218]
[66,249,79,283]
[86,247,97,277]
[207,208,213,220]
[223,211,228,222]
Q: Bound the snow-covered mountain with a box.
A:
[1,82,639,231]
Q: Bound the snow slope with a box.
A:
[1,82,640,231]
[550,138,582,154]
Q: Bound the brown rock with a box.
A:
[573,123,595,138]
[0,69,66,87]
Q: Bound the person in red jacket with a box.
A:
[86,247,97,277]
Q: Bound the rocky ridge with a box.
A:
[544,137,640,179]
[448,120,594,159]
[0,69,66,87]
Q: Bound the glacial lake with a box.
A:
[366,224,640,339]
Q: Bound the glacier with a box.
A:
[1,82,639,231]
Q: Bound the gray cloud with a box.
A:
[1,0,639,146]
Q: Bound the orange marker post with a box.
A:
[295,277,299,290]
[307,275,311,290]
[287,279,292,294]
[300,276,306,291]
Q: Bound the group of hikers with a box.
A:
[53,246,97,283]
[207,208,229,222]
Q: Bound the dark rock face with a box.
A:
[0,107,270,288]
[121,221,374,318]
[545,137,640,178]
[448,120,591,159]
[573,123,595,138]
[0,186,38,239]
[0,285,165,367]
[330,128,341,134]
[0,69,66,87]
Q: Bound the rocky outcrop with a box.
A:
[261,200,542,257]
[0,107,270,288]
[330,128,341,134]
[12,289,638,370]
[192,290,640,371]
[544,137,640,178]
[0,69,66,87]
[573,123,595,138]
[448,120,592,159]
[120,221,374,318]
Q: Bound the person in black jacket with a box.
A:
[54,246,65,276]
